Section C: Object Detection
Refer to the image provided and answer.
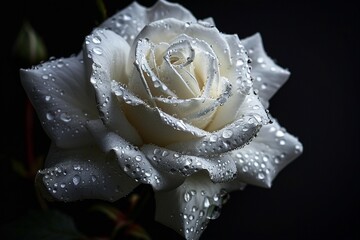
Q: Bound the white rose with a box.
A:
[20,1,303,239]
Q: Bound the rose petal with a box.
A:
[130,38,177,100]
[112,81,208,146]
[129,18,232,78]
[84,29,142,145]
[141,145,237,183]
[99,0,197,45]
[227,118,303,188]
[205,34,255,131]
[153,97,217,129]
[167,113,266,157]
[20,56,98,148]
[36,144,139,202]
[154,172,239,240]
[86,119,186,190]
[241,33,290,105]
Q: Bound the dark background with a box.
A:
[1,0,359,239]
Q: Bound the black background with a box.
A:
[1,0,359,239]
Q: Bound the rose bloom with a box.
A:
[20,1,303,239]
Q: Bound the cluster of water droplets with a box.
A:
[28,57,90,140]
[177,188,230,240]
[39,158,125,202]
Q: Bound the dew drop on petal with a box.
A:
[257,172,265,180]
[92,36,102,44]
[72,175,81,185]
[279,140,286,145]
[222,130,233,139]
[46,112,54,120]
[209,134,218,142]
[60,112,72,122]
[204,197,210,208]
[135,155,142,162]
[276,130,285,137]
[93,47,103,55]
[91,175,97,182]
[184,192,191,202]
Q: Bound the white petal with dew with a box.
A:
[227,118,303,188]
[84,29,142,145]
[155,172,240,240]
[99,0,197,46]
[242,33,290,106]
[86,120,186,190]
[36,144,139,202]
[141,145,237,183]
[20,56,98,148]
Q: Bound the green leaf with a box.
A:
[13,21,47,65]
[1,209,85,240]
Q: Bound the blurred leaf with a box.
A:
[96,0,107,21]
[11,155,44,179]
[11,159,27,178]
[126,224,151,240]
[13,21,47,65]
[1,209,85,240]
[90,204,122,222]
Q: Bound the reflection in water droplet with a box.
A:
[184,192,191,202]
[206,205,221,219]
[204,197,210,208]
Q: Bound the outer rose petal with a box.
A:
[154,172,242,240]
[84,29,142,145]
[36,144,139,202]
[112,81,208,146]
[99,0,196,46]
[86,119,187,191]
[167,91,269,156]
[20,56,98,148]
[141,145,237,183]
[241,33,290,106]
[226,118,303,188]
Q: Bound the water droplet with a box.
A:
[261,83,267,90]
[257,57,264,63]
[279,140,286,145]
[236,59,244,66]
[199,210,205,217]
[135,155,142,162]
[72,175,81,185]
[60,183,66,188]
[204,197,210,208]
[209,134,218,142]
[42,74,49,80]
[184,192,191,202]
[60,112,71,122]
[46,112,55,120]
[257,172,265,179]
[45,95,51,101]
[222,130,233,139]
[206,205,221,219]
[91,175,97,182]
[92,36,101,44]
[276,130,285,137]
[93,47,103,55]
